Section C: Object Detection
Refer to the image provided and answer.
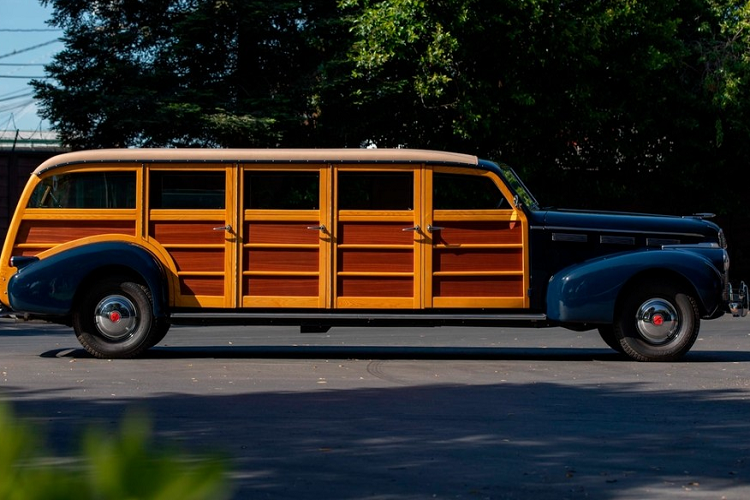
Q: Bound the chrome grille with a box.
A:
[719,229,727,249]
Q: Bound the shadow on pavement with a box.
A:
[39,344,750,363]
[4,379,750,499]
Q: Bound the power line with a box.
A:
[0,63,46,67]
[0,39,61,60]
[0,88,34,99]
[0,29,61,32]
[0,75,52,79]
[0,92,34,103]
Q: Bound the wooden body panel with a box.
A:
[333,165,422,309]
[1,156,530,313]
[425,166,528,308]
[148,217,230,307]
[12,217,137,256]
[241,218,324,307]
[16,218,136,245]
[240,164,330,308]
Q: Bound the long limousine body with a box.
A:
[1,149,746,361]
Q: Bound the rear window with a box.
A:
[28,172,136,209]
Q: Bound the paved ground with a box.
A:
[1,316,750,499]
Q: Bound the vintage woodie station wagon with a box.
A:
[0,148,747,361]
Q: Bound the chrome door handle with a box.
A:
[402,225,421,232]
[213,224,232,232]
[307,224,327,233]
[427,225,444,233]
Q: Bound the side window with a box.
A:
[28,172,136,209]
[244,171,319,209]
[338,172,413,210]
[433,172,508,210]
[150,171,225,209]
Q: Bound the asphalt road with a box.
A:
[2,316,750,499]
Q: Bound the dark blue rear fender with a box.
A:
[8,242,168,317]
[546,248,725,324]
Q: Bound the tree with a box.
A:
[334,0,750,278]
[31,0,750,279]
[337,0,729,207]
[33,0,343,149]
[33,0,750,214]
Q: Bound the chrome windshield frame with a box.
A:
[487,161,540,211]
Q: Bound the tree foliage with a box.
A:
[33,0,750,211]
[338,0,750,210]
[32,0,750,277]
[34,0,342,148]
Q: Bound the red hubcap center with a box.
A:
[652,314,664,326]
[109,311,121,323]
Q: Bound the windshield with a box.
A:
[496,163,540,210]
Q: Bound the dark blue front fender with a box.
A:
[8,242,168,318]
[546,248,725,324]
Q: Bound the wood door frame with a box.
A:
[333,165,423,309]
[238,164,331,308]
[423,166,530,309]
[145,163,234,308]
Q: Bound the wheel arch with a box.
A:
[614,269,703,316]
[546,249,724,324]
[71,263,168,320]
[8,241,170,319]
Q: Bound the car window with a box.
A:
[245,171,319,210]
[338,172,413,210]
[28,172,136,209]
[150,171,225,209]
[433,172,508,209]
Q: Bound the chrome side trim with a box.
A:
[530,225,706,239]
[600,235,635,245]
[646,237,681,247]
[552,233,588,243]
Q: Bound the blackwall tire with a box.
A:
[597,326,624,354]
[72,279,156,359]
[147,319,171,348]
[613,281,700,362]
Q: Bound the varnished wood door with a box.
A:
[147,165,236,308]
[424,167,529,309]
[333,167,422,309]
[239,166,331,308]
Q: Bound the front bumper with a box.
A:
[728,281,749,317]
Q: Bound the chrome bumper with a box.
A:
[728,281,749,317]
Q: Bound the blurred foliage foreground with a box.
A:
[0,403,229,500]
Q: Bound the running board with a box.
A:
[170,311,548,325]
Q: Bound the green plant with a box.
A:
[0,403,229,500]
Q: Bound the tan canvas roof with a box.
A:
[33,148,480,175]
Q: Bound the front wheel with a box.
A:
[613,281,700,362]
[597,326,624,354]
[73,278,157,358]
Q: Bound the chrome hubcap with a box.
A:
[94,295,138,341]
[635,298,680,345]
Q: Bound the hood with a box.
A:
[529,208,723,246]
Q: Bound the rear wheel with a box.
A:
[73,278,157,359]
[147,319,171,348]
[613,281,700,362]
